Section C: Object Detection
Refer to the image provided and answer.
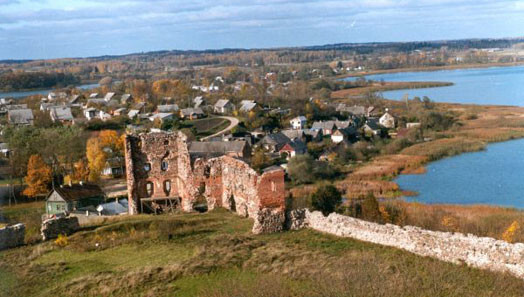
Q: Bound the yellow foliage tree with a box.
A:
[502,221,520,243]
[23,155,52,198]
[86,138,106,182]
[441,215,460,232]
[71,159,90,183]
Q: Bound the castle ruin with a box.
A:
[124,131,286,233]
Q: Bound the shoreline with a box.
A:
[336,62,524,79]
[0,81,99,95]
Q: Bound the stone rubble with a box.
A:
[41,217,80,241]
[0,224,25,250]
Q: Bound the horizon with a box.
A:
[1,0,524,60]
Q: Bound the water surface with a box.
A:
[0,83,99,99]
[396,138,524,209]
[344,66,524,106]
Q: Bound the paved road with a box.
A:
[201,116,239,141]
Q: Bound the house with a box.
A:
[8,109,34,126]
[363,119,382,136]
[304,129,323,142]
[331,127,357,143]
[0,143,10,158]
[214,99,235,114]
[102,157,124,177]
[281,129,307,143]
[337,104,366,116]
[69,94,83,104]
[193,96,205,108]
[180,107,205,120]
[113,107,127,116]
[156,104,179,113]
[84,108,99,121]
[239,100,257,113]
[100,111,112,121]
[49,107,74,123]
[290,116,307,130]
[45,183,105,215]
[278,139,307,159]
[40,102,58,111]
[259,132,291,152]
[48,92,57,101]
[104,92,116,102]
[96,199,128,216]
[87,98,107,106]
[128,109,140,119]
[89,93,98,98]
[311,121,336,135]
[149,113,174,123]
[120,94,132,105]
[188,141,251,160]
[334,120,352,130]
[379,109,396,129]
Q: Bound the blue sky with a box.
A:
[0,0,523,60]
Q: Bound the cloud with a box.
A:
[0,0,523,59]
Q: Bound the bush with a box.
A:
[288,154,315,184]
[54,234,69,247]
[311,184,342,216]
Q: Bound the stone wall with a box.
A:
[124,131,286,234]
[292,209,524,279]
[0,223,25,250]
[41,217,80,241]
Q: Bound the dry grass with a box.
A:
[2,210,524,297]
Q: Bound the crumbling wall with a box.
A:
[291,209,524,279]
[41,217,80,241]
[125,131,287,234]
[0,224,25,250]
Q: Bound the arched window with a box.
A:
[164,180,171,195]
[161,160,169,171]
[144,163,151,172]
[146,182,154,196]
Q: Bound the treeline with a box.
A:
[0,71,80,91]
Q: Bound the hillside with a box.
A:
[1,208,523,297]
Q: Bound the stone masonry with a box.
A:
[0,224,25,250]
[289,209,524,279]
[41,217,80,241]
[124,131,286,234]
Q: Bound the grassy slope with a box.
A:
[0,201,44,244]
[1,209,523,297]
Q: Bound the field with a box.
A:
[183,118,230,137]
[1,208,524,297]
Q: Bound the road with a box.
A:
[201,116,239,141]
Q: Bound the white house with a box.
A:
[379,109,396,129]
[84,108,99,121]
[214,99,235,114]
[290,116,307,130]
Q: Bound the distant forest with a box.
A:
[0,71,80,91]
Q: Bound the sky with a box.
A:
[0,0,524,60]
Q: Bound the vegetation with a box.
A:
[23,155,52,198]
[311,184,342,216]
[0,71,79,91]
[1,209,524,297]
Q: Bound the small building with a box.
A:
[157,104,179,113]
[104,92,116,102]
[239,100,257,113]
[120,94,132,105]
[102,157,124,177]
[180,107,205,120]
[290,116,307,130]
[149,113,174,123]
[331,127,357,144]
[69,94,83,104]
[363,119,382,136]
[128,109,140,119]
[311,121,336,135]
[89,93,99,99]
[281,129,307,143]
[113,107,127,116]
[379,109,396,129]
[50,107,74,123]
[45,183,105,215]
[8,109,34,126]
[214,99,235,114]
[259,132,291,153]
[406,122,421,129]
[84,108,99,121]
[278,139,307,159]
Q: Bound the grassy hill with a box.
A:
[1,208,523,297]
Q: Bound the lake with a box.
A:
[396,138,524,209]
[0,83,99,99]
[344,65,524,106]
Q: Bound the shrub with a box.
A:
[54,234,69,247]
[311,184,342,216]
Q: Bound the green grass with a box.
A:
[0,201,44,243]
[1,208,524,297]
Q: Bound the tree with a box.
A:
[23,155,52,198]
[287,154,315,184]
[251,149,272,172]
[311,184,342,216]
[86,138,106,182]
[502,221,520,243]
[360,193,381,222]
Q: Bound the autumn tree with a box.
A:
[23,155,52,198]
[86,130,125,182]
[311,184,342,216]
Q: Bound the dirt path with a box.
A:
[201,116,239,140]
